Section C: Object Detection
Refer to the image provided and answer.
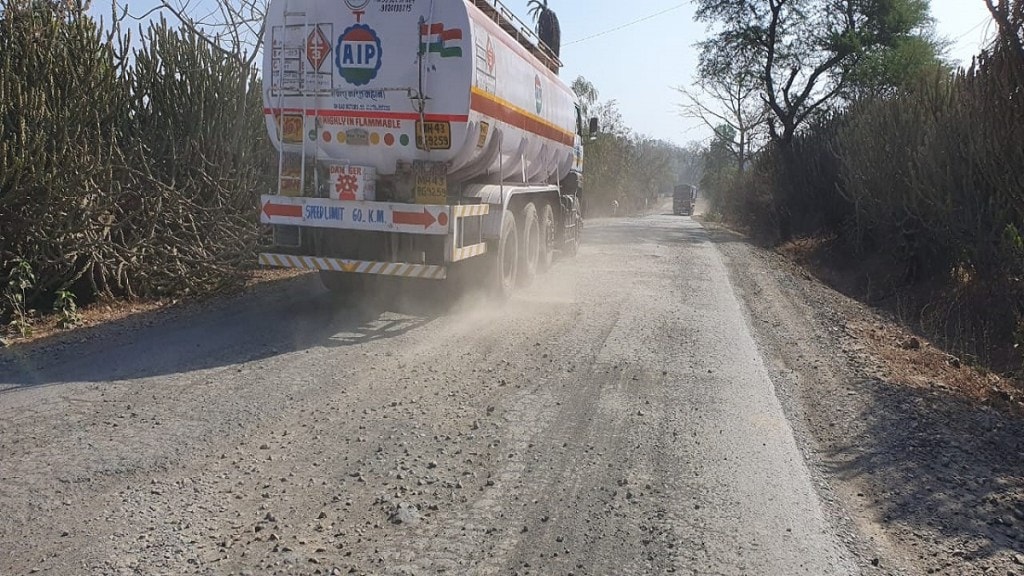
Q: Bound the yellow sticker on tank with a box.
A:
[279,113,304,144]
[415,121,452,150]
[477,121,490,149]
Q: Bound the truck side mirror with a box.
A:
[588,117,599,135]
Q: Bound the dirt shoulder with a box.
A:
[707,223,1024,575]
[0,269,307,348]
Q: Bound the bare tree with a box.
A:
[676,66,768,174]
[113,0,267,66]
[694,0,934,147]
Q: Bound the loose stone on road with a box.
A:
[0,214,863,575]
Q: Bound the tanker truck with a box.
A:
[258,0,590,297]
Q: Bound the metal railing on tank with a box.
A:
[470,0,563,73]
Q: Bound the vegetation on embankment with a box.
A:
[700,3,1024,376]
[0,1,271,335]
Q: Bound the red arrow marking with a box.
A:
[262,201,303,219]
[393,208,437,229]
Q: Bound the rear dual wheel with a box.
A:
[493,200,555,298]
[493,210,518,299]
[518,202,541,287]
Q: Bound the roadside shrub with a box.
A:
[712,37,1024,367]
[776,114,850,242]
[0,3,272,323]
[711,154,779,244]
[0,2,133,304]
[123,18,271,296]
[3,259,35,335]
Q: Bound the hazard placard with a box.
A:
[306,25,330,70]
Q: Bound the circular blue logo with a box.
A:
[336,24,382,86]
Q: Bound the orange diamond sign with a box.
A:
[306,26,330,71]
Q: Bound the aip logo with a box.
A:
[336,24,382,86]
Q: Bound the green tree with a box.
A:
[571,76,685,216]
[571,76,599,127]
[694,0,938,146]
[700,125,738,197]
[844,1,948,98]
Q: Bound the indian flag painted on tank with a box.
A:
[419,22,462,58]
[335,24,383,86]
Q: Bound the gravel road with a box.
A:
[0,214,869,575]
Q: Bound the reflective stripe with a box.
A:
[452,204,490,217]
[258,253,447,279]
[451,242,488,262]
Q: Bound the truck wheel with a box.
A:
[537,202,555,273]
[518,203,540,286]
[493,211,518,298]
[319,271,364,295]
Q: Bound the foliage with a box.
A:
[3,259,35,336]
[126,16,271,295]
[677,48,769,174]
[845,31,950,99]
[983,0,1024,74]
[693,0,941,145]
[571,76,599,123]
[707,12,1024,365]
[0,1,272,321]
[571,77,697,217]
[53,289,80,329]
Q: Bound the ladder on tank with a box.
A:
[274,6,317,200]
[271,6,319,247]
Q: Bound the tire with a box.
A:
[493,211,518,299]
[319,270,364,295]
[518,202,541,286]
[537,202,555,273]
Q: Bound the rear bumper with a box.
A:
[258,198,491,279]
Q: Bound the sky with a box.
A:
[497,0,998,147]
[90,0,999,147]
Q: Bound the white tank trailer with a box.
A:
[259,0,591,296]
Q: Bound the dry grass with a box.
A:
[845,317,1023,413]
[777,234,1024,417]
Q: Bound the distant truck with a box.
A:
[258,0,593,298]
[673,184,696,216]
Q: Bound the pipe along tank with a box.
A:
[259,0,587,296]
